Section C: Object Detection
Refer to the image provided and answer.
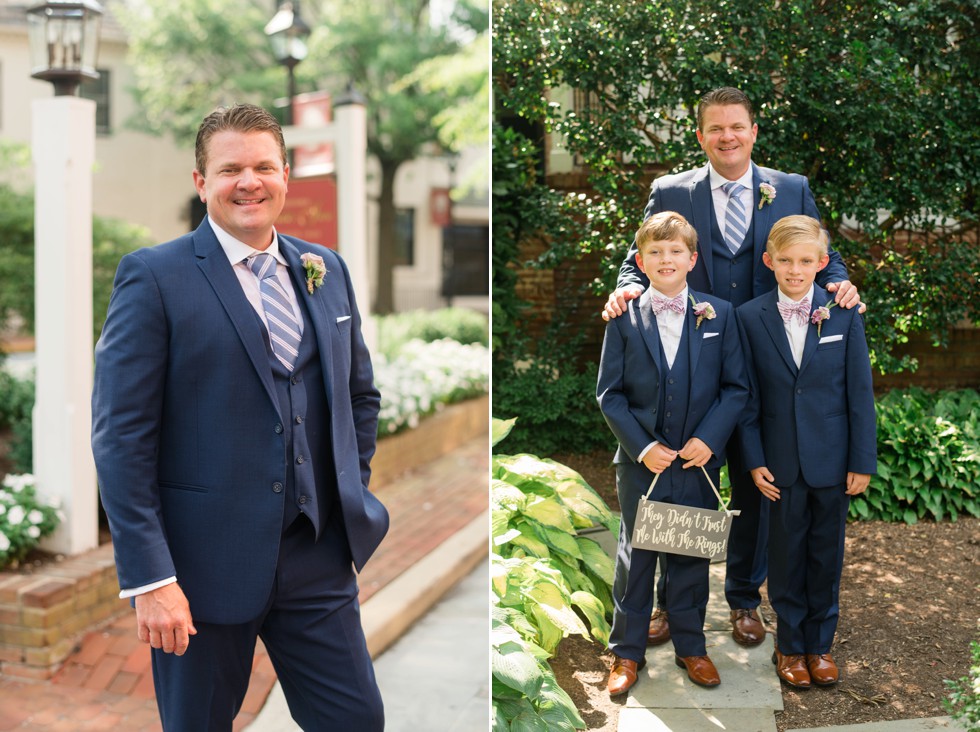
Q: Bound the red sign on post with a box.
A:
[431,187,451,227]
[277,177,338,249]
[292,91,334,178]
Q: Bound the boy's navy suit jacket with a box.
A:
[736,284,877,488]
[597,288,749,529]
[92,220,389,625]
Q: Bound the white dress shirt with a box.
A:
[119,218,303,599]
[779,284,814,368]
[708,164,755,241]
[638,285,688,462]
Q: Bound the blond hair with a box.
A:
[636,211,698,254]
[766,215,829,257]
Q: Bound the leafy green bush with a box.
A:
[0,370,34,474]
[0,474,62,570]
[373,307,488,359]
[491,417,618,731]
[944,631,980,732]
[851,388,980,523]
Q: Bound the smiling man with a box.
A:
[601,86,862,655]
[92,104,387,731]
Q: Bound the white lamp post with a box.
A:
[27,0,102,555]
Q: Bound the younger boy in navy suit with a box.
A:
[737,215,876,689]
[597,212,748,695]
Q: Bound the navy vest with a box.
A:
[709,209,756,307]
[252,289,336,536]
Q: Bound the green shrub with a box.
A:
[851,388,980,523]
[0,474,62,569]
[491,417,617,732]
[0,370,34,474]
[374,307,488,359]
[944,632,980,732]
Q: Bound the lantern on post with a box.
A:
[26,0,103,97]
[264,0,311,127]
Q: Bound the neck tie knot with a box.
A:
[777,297,811,326]
[651,293,686,316]
[248,252,277,280]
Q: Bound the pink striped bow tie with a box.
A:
[651,294,686,315]
[777,298,811,326]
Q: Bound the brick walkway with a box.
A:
[0,436,487,731]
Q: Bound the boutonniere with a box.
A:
[689,294,716,330]
[758,182,776,209]
[810,301,838,337]
[300,253,327,294]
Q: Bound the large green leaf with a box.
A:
[510,710,552,732]
[576,536,615,585]
[522,496,575,532]
[493,417,518,447]
[571,590,611,645]
[492,642,545,699]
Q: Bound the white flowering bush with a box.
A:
[374,338,489,435]
[0,474,63,570]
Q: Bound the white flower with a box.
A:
[2,474,33,493]
[0,532,9,552]
[28,510,44,525]
[6,505,25,526]
[27,526,41,539]
[0,504,6,516]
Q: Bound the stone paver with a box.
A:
[788,717,965,732]
[619,707,778,732]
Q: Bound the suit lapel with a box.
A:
[280,237,334,411]
[689,166,714,287]
[798,285,831,375]
[686,293,702,380]
[759,290,799,375]
[752,163,774,260]
[193,222,279,412]
[634,289,664,376]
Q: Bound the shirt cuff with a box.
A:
[638,441,658,462]
[119,576,177,599]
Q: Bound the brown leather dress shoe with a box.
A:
[730,608,766,646]
[806,654,839,686]
[772,646,811,689]
[607,656,646,697]
[647,608,670,646]
[674,655,721,687]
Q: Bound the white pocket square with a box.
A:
[703,332,719,339]
[819,334,843,343]
[336,315,351,323]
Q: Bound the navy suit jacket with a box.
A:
[92,219,388,624]
[617,163,848,298]
[736,285,877,488]
[597,289,749,527]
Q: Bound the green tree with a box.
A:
[120,0,486,314]
[493,0,980,374]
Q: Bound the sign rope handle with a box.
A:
[644,465,737,514]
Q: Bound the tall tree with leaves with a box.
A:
[119,0,485,313]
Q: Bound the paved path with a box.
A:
[585,528,966,732]
[248,562,488,732]
[0,435,487,731]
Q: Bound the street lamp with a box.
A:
[264,0,311,127]
[26,0,103,97]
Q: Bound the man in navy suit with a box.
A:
[92,104,387,730]
[737,215,876,688]
[602,87,862,649]
[598,212,748,695]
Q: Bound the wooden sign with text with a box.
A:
[631,498,737,560]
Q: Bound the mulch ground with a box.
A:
[550,450,980,732]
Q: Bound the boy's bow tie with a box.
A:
[777,297,811,326]
[651,294,685,315]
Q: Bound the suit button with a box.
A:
[665,412,672,418]
[295,416,304,424]
[797,388,803,395]
[668,378,675,385]
[299,495,308,505]
[290,375,300,385]
[272,482,283,493]
[731,282,738,288]
[667,395,673,402]
[296,455,305,464]
[664,427,671,434]
[274,423,283,434]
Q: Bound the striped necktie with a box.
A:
[248,253,301,371]
[722,181,747,255]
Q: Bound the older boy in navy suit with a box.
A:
[597,212,748,695]
[737,215,876,689]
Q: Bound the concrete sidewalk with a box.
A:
[248,562,488,732]
[585,527,966,732]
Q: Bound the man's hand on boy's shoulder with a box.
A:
[602,285,644,321]
[825,280,866,313]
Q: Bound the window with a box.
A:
[394,208,415,266]
[80,69,110,135]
